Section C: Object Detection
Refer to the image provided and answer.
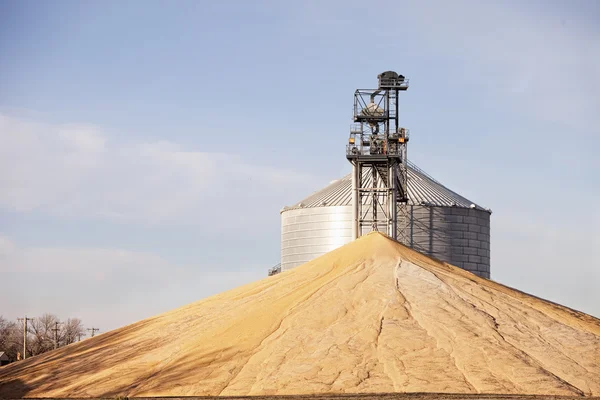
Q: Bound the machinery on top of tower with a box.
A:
[346,71,410,240]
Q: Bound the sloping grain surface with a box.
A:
[0,233,598,397]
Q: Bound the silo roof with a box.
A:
[283,161,490,213]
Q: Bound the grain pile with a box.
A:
[1,232,598,398]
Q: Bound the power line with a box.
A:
[17,316,34,360]
[87,327,99,337]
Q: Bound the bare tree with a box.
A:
[1,314,88,362]
[0,316,22,362]
[61,318,85,346]
[29,313,60,356]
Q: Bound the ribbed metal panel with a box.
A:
[280,162,491,279]
[282,161,489,212]
[281,206,353,271]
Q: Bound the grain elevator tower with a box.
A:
[346,71,410,240]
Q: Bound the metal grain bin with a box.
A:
[280,162,492,278]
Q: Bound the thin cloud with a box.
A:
[0,235,265,331]
[0,113,316,227]
[0,235,15,256]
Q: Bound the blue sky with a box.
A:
[1,0,598,330]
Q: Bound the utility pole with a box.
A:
[52,321,62,349]
[17,316,34,360]
[78,332,85,342]
[87,327,99,337]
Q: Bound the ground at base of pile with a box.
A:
[2,395,599,400]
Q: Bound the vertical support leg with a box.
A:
[389,162,397,240]
[351,162,359,240]
[372,165,378,232]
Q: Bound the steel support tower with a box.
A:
[346,71,409,240]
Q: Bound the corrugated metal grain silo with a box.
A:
[280,161,492,278]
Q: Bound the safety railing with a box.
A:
[346,143,403,156]
[378,78,410,89]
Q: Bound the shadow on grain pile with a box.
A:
[0,320,169,397]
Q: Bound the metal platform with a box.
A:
[346,154,401,162]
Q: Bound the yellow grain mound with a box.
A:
[0,232,598,398]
